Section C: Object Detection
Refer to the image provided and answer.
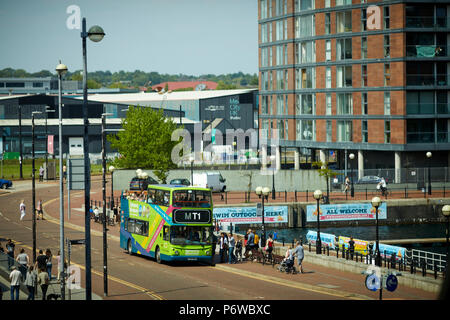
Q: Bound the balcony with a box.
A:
[406,103,450,115]
[406,74,449,86]
[406,16,449,29]
[406,45,449,58]
[407,132,450,143]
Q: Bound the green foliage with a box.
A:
[312,160,341,198]
[107,106,181,183]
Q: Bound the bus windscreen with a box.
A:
[170,226,213,245]
[172,190,211,208]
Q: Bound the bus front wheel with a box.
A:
[127,240,133,255]
[156,247,162,264]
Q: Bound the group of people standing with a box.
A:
[1,239,61,300]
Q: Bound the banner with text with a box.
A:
[306,202,387,222]
[213,206,288,225]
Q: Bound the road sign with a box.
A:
[68,158,90,190]
[365,273,380,291]
[256,203,262,217]
[385,274,398,292]
[69,239,86,245]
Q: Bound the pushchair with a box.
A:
[277,257,297,274]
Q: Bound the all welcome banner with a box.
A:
[306,202,387,222]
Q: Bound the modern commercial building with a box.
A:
[258,0,450,181]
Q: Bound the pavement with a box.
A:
[0,176,446,300]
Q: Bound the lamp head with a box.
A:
[109,165,115,173]
[349,153,355,160]
[255,186,262,196]
[262,187,270,196]
[88,25,105,42]
[371,196,381,208]
[55,62,68,76]
[442,205,450,217]
[426,151,432,159]
[313,189,323,200]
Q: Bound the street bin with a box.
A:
[45,162,56,180]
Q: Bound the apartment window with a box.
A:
[336,0,352,6]
[276,20,285,41]
[336,65,352,87]
[384,35,390,58]
[296,67,315,89]
[296,41,315,63]
[276,45,283,65]
[276,70,284,90]
[361,64,368,87]
[295,0,314,11]
[362,92,368,114]
[269,23,273,42]
[384,63,390,86]
[336,38,352,60]
[325,0,331,8]
[261,47,268,67]
[325,40,331,61]
[384,6,390,29]
[326,94,332,115]
[261,96,268,114]
[297,120,315,141]
[325,13,331,35]
[361,36,367,59]
[325,67,332,88]
[296,14,315,38]
[385,120,391,143]
[261,71,268,90]
[362,120,368,143]
[276,0,287,16]
[361,9,367,31]
[277,95,287,115]
[261,23,268,43]
[296,94,315,115]
[337,93,353,115]
[326,120,332,142]
[336,11,352,33]
[337,120,352,142]
[260,0,267,19]
[384,92,391,115]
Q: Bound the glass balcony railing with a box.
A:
[406,74,449,86]
[406,45,449,58]
[406,103,450,114]
[406,16,449,28]
[407,132,450,143]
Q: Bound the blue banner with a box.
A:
[306,202,387,222]
[306,230,336,249]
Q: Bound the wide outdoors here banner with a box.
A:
[306,202,387,222]
[213,206,289,225]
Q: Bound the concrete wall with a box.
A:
[113,169,327,192]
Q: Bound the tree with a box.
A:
[312,160,341,203]
[107,106,181,183]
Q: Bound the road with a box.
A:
[0,177,438,304]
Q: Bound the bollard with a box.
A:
[306,190,308,202]
[327,246,329,256]
[422,260,426,277]
[404,187,407,199]
[411,259,415,274]
[295,190,297,202]
[342,247,345,259]
[308,242,311,252]
[285,190,287,202]
[283,238,285,246]
[336,247,339,258]
[384,251,387,268]
[434,262,438,280]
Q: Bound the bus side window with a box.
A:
[163,191,170,206]
[163,226,170,241]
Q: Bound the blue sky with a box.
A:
[0,0,258,76]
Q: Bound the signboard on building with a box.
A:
[213,206,288,225]
[306,202,387,222]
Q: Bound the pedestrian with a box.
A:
[39,165,44,182]
[253,229,260,250]
[211,233,218,260]
[245,229,255,259]
[348,237,355,260]
[45,248,53,280]
[219,233,228,263]
[292,241,305,273]
[35,250,48,272]
[9,266,22,300]
[228,232,236,264]
[37,199,44,220]
[19,199,26,221]
[344,176,350,193]
[273,231,278,241]
[235,239,243,262]
[6,239,15,269]
[16,248,29,279]
[25,265,37,300]
[265,234,274,262]
[63,165,67,181]
[37,268,49,300]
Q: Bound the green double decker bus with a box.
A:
[120,184,215,264]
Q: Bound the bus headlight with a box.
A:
[174,250,180,256]
[205,250,211,255]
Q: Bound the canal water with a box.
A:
[235,223,448,254]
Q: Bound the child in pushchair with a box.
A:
[278,247,297,274]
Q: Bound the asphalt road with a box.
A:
[0,177,438,303]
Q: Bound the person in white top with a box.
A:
[19,200,26,221]
[9,266,22,300]
[377,177,387,196]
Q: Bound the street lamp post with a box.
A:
[442,205,450,272]
[31,111,42,263]
[371,196,382,267]
[190,156,194,185]
[349,153,355,198]
[56,61,68,300]
[109,165,115,210]
[426,152,432,195]
[256,187,270,247]
[271,155,276,200]
[81,18,105,301]
[313,189,323,254]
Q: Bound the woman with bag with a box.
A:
[45,249,53,280]
[25,265,37,300]
[265,234,274,262]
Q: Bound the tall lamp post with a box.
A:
[56,61,68,300]
[81,18,105,301]
[349,153,355,198]
[313,189,323,254]
[190,156,194,185]
[31,111,42,263]
[371,196,382,267]
[109,165,115,210]
[426,151,432,195]
[271,155,276,200]
[255,186,270,247]
[442,205,450,272]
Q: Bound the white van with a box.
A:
[192,172,226,192]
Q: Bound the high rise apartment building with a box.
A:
[258,0,450,180]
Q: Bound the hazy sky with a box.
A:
[0,0,258,76]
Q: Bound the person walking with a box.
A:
[45,249,53,280]
[228,232,236,264]
[37,268,49,300]
[37,199,44,220]
[9,266,22,300]
[6,239,15,269]
[292,241,305,273]
[219,233,228,263]
[348,237,355,260]
[16,248,29,279]
[343,176,350,194]
[35,250,48,272]
[19,200,26,221]
[265,234,274,262]
[39,166,44,182]
[25,265,37,300]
